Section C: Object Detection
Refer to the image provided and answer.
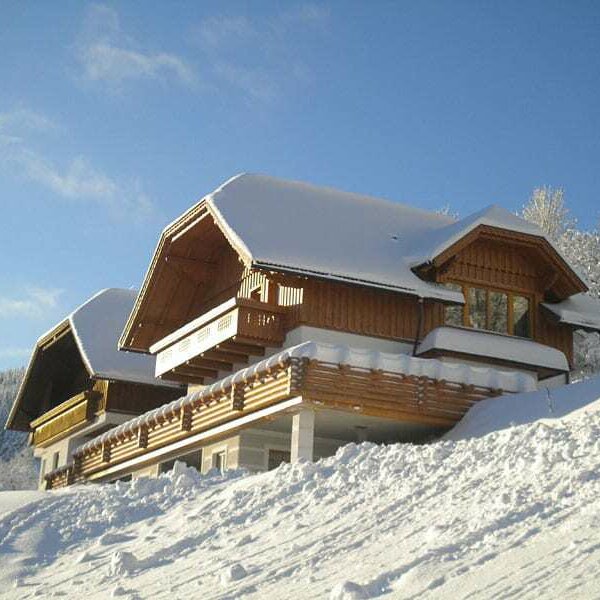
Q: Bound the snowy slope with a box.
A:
[1,380,600,599]
[0,369,37,491]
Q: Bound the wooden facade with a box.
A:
[120,199,582,379]
[40,182,595,489]
[45,356,503,489]
[30,378,182,449]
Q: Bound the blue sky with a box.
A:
[1,1,599,370]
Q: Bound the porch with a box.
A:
[44,342,535,489]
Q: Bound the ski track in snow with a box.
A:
[1,389,600,598]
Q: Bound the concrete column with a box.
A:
[291,409,315,462]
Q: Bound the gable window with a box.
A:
[444,283,531,338]
[512,295,531,337]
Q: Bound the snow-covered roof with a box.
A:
[417,327,569,373]
[53,289,174,385]
[205,174,463,303]
[78,341,536,455]
[405,204,549,266]
[542,293,600,331]
[203,175,586,299]
[6,289,178,431]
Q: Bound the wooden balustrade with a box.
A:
[153,297,286,382]
[31,390,100,446]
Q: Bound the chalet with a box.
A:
[31,174,600,488]
[5,289,183,488]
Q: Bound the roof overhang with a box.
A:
[541,293,600,332]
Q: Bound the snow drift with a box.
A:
[1,379,599,598]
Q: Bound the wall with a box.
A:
[237,428,341,472]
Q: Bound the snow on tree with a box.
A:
[521,186,573,241]
[521,187,600,376]
[0,368,38,490]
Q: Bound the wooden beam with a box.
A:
[220,341,266,356]
[173,365,219,379]
[186,357,233,371]
[160,372,204,385]
[203,349,249,364]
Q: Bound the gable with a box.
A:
[120,201,249,352]
[428,225,588,299]
[7,324,90,431]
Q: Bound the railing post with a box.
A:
[231,384,244,411]
[137,425,149,448]
[101,441,111,463]
[180,406,193,431]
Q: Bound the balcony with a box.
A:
[151,297,286,384]
[31,390,101,446]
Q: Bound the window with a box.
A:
[268,449,291,470]
[52,451,59,471]
[512,295,531,337]
[468,287,487,329]
[443,283,463,326]
[443,282,532,338]
[489,291,508,333]
[212,451,226,473]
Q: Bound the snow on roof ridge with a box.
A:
[222,173,457,221]
[76,341,536,456]
[405,203,547,266]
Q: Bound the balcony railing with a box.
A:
[152,297,286,382]
[31,390,100,446]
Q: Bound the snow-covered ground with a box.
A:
[1,378,600,599]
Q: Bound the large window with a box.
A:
[444,283,532,338]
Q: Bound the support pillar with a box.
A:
[291,408,315,462]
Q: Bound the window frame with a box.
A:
[211,450,227,473]
[444,282,534,338]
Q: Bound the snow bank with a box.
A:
[446,375,600,440]
[1,382,600,598]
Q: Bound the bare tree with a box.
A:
[521,186,573,241]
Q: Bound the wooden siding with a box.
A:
[30,379,182,448]
[437,238,541,295]
[45,357,502,489]
[282,277,436,342]
[104,381,183,415]
[31,390,100,446]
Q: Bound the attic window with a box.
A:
[444,283,531,338]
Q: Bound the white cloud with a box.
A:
[278,4,330,28]
[0,108,57,133]
[191,4,329,103]
[0,108,156,219]
[78,4,195,89]
[19,152,118,200]
[195,16,255,49]
[0,287,63,319]
[214,62,279,103]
